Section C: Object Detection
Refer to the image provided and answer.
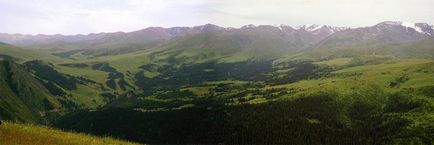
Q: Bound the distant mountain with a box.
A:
[0,23,346,57]
[310,21,434,59]
[0,21,433,60]
[295,24,349,37]
[380,21,434,35]
[141,24,343,64]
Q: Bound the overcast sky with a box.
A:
[1,0,433,35]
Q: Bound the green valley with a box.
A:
[0,21,433,144]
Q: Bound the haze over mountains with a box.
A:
[1,21,432,44]
[0,21,432,58]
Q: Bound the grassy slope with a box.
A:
[270,59,434,100]
[71,28,306,74]
[0,60,62,123]
[314,57,352,66]
[1,43,122,109]
[0,122,139,145]
[0,43,62,63]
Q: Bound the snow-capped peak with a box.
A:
[400,21,424,34]
[296,24,322,32]
[294,24,349,35]
[379,21,433,35]
[274,24,291,30]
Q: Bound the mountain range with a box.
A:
[0,21,432,58]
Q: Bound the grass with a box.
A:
[334,59,432,73]
[181,86,212,96]
[314,57,352,66]
[55,65,108,84]
[203,80,249,85]
[268,59,434,100]
[0,43,62,63]
[68,84,106,108]
[0,122,139,145]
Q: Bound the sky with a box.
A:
[1,0,433,35]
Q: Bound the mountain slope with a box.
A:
[389,37,434,58]
[0,24,227,57]
[107,25,335,67]
[309,21,434,59]
[0,24,347,58]
[0,60,60,123]
[1,22,432,61]
[0,42,61,62]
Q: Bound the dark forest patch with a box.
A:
[24,60,77,90]
[55,94,418,144]
[59,63,89,68]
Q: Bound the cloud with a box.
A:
[0,0,209,34]
[209,0,434,27]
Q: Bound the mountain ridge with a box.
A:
[1,21,432,38]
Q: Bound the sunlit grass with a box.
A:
[314,57,352,66]
[0,122,139,145]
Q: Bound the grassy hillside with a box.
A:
[0,59,109,123]
[0,121,139,145]
[273,59,434,96]
[0,43,62,62]
[0,43,135,122]
[0,60,61,123]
